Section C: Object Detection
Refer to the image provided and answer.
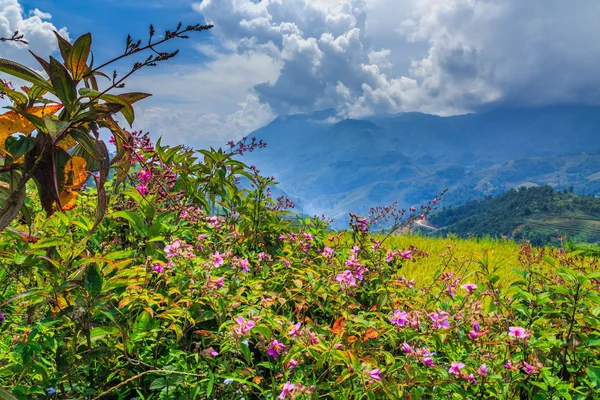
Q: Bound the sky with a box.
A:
[2,0,600,148]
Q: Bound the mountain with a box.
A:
[241,105,600,228]
[425,186,600,246]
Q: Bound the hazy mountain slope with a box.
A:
[242,106,600,227]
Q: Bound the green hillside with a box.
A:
[428,186,600,246]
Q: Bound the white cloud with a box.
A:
[0,0,69,67]
[191,0,600,120]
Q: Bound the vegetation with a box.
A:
[428,186,600,246]
[1,26,600,400]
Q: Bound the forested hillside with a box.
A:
[428,186,600,245]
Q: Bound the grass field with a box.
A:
[383,233,558,285]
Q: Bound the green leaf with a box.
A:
[85,264,103,296]
[0,171,28,231]
[5,135,35,159]
[28,50,51,76]
[0,387,18,400]
[53,30,72,63]
[0,58,53,92]
[0,81,27,105]
[67,33,91,81]
[44,116,70,139]
[49,56,77,112]
[588,365,600,387]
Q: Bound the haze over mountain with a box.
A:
[242,105,600,227]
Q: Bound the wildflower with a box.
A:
[210,277,225,288]
[234,316,255,335]
[164,240,181,258]
[208,348,219,357]
[289,359,299,369]
[390,310,410,327]
[0,312,5,324]
[278,382,295,399]
[336,270,357,288]
[400,250,412,259]
[401,342,412,353]
[212,251,224,268]
[467,374,477,384]
[322,247,334,258]
[365,368,382,381]
[267,340,286,358]
[386,251,394,262]
[136,183,149,196]
[469,321,482,340]
[153,264,165,274]
[430,312,450,329]
[449,362,465,375]
[108,135,116,145]
[508,326,527,339]
[477,364,488,376]
[224,378,234,385]
[523,362,535,375]
[240,258,249,273]
[422,357,434,367]
[289,322,301,338]
[461,283,478,294]
[504,359,518,371]
[137,168,152,183]
[241,339,250,347]
[258,252,265,261]
[46,388,57,396]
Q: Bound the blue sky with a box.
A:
[2,0,600,148]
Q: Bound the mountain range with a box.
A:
[241,105,600,228]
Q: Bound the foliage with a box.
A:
[0,23,212,232]
[428,186,600,246]
[0,23,599,400]
[0,134,598,399]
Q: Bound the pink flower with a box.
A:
[210,277,225,288]
[401,250,412,259]
[430,312,450,329]
[208,348,219,357]
[278,382,295,399]
[212,251,224,268]
[449,362,465,375]
[461,283,478,294]
[289,322,301,338]
[136,183,149,196]
[267,340,286,358]
[365,368,381,381]
[153,264,165,274]
[288,359,299,369]
[137,168,152,183]
[164,240,181,258]
[423,357,434,367]
[386,251,394,263]
[523,362,535,375]
[258,252,265,261]
[240,258,249,273]
[401,342,412,353]
[391,310,410,327]
[234,316,255,335]
[322,247,334,258]
[336,270,357,288]
[508,326,527,339]
[467,374,477,384]
[477,364,488,376]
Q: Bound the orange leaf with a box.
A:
[347,335,358,344]
[332,317,346,334]
[59,190,78,210]
[64,156,87,189]
[0,104,62,156]
[253,376,263,385]
[363,328,379,342]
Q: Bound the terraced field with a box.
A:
[525,216,600,241]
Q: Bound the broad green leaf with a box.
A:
[53,30,72,63]
[0,58,53,92]
[67,33,91,80]
[49,56,77,112]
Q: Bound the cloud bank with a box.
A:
[195,0,600,119]
[0,0,69,66]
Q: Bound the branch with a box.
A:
[0,30,28,45]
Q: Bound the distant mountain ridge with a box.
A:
[241,105,600,228]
